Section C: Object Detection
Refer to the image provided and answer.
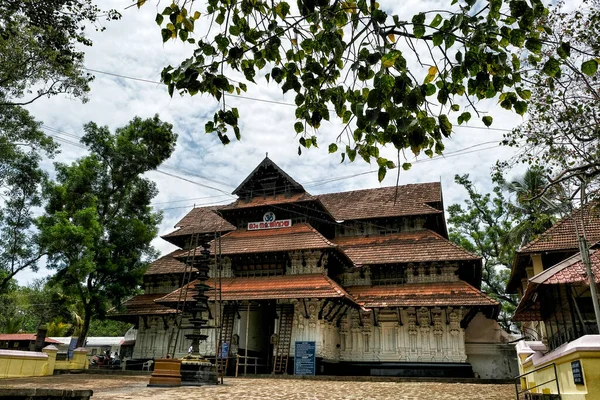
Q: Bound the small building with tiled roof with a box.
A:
[0,334,62,351]
[110,156,508,378]
[507,203,600,399]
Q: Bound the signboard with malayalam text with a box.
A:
[571,360,584,385]
[294,341,316,376]
[247,211,292,231]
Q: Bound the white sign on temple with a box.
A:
[248,212,292,231]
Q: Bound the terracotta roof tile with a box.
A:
[203,223,335,255]
[347,281,499,308]
[0,334,62,344]
[221,192,316,210]
[518,203,600,254]
[144,250,189,275]
[161,206,235,240]
[543,250,600,285]
[156,274,355,303]
[109,294,177,317]
[333,230,480,265]
[317,183,442,220]
[513,250,600,322]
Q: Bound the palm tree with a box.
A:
[505,167,559,247]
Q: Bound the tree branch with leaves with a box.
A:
[136,0,582,180]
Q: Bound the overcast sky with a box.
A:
[18,0,536,284]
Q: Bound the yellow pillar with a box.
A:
[531,255,543,275]
[72,347,89,369]
[42,345,58,376]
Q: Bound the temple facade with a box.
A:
[111,157,516,378]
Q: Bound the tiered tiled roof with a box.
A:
[333,230,479,265]
[144,249,189,275]
[317,183,442,220]
[518,203,600,254]
[220,192,316,210]
[347,281,499,308]
[200,223,335,255]
[156,274,355,303]
[109,294,178,318]
[513,250,600,322]
[161,206,235,240]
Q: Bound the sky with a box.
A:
[18,0,532,284]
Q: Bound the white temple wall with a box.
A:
[338,308,468,363]
[464,312,519,379]
[287,300,340,360]
[132,315,178,359]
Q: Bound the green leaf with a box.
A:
[155,13,164,26]
[525,38,542,54]
[581,59,598,76]
[482,116,493,127]
[542,58,561,77]
[509,29,526,47]
[402,163,411,171]
[161,28,172,42]
[294,122,304,133]
[451,104,460,112]
[412,13,426,38]
[432,31,443,47]
[378,166,386,182]
[557,42,570,59]
[438,114,452,137]
[514,101,527,116]
[381,50,400,68]
[329,143,338,153]
[430,14,443,28]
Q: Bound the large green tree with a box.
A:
[448,174,518,332]
[38,115,177,346]
[0,1,119,105]
[0,279,72,334]
[0,107,57,293]
[448,170,559,331]
[500,0,600,197]
[138,0,594,179]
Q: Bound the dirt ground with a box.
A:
[0,374,516,399]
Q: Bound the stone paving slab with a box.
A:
[0,375,515,399]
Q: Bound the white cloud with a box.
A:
[16,0,531,284]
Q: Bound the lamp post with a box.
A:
[180,241,217,385]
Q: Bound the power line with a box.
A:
[43,124,234,190]
[40,127,236,198]
[83,66,516,134]
[152,194,232,206]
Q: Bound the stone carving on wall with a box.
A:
[341,267,371,286]
[287,250,325,274]
[308,304,317,328]
[405,262,459,284]
[334,307,469,364]
[208,256,233,278]
[407,310,418,353]
[432,309,443,353]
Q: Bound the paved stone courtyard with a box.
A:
[0,375,515,399]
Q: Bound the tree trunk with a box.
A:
[76,309,92,348]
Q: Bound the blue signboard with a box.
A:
[67,337,78,360]
[218,342,229,359]
[294,341,316,376]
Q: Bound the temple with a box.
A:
[110,157,516,378]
